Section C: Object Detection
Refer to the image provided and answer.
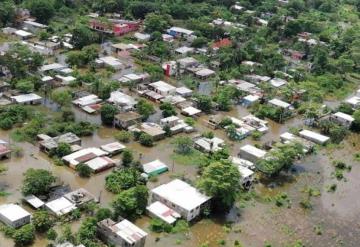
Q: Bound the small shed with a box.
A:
[143,160,169,176]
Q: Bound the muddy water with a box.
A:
[1,101,360,247]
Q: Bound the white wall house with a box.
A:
[151,179,211,221]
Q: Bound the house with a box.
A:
[62,147,108,168]
[10,93,42,104]
[244,74,271,84]
[134,32,151,42]
[24,195,45,209]
[39,132,81,154]
[168,27,195,40]
[161,95,186,105]
[149,81,176,96]
[63,188,96,206]
[72,94,101,107]
[97,218,147,247]
[147,201,181,224]
[151,179,211,221]
[56,242,85,247]
[96,56,123,70]
[100,142,126,156]
[175,46,194,55]
[268,98,293,111]
[133,122,166,141]
[239,144,267,163]
[143,90,164,102]
[0,141,11,159]
[242,94,260,107]
[23,20,47,32]
[114,111,142,129]
[0,204,31,228]
[15,29,32,39]
[89,18,140,36]
[177,57,199,69]
[55,75,76,85]
[118,73,149,84]
[230,156,255,170]
[194,136,225,153]
[176,87,193,97]
[237,165,254,189]
[84,156,116,173]
[211,38,232,50]
[160,116,192,134]
[108,91,137,111]
[45,197,77,216]
[242,115,268,133]
[40,63,67,73]
[345,96,360,109]
[269,78,287,88]
[330,112,354,128]
[280,132,314,153]
[181,106,201,117]
[299,129,330,145]
[142,160,169,177]
[194,68,215,79]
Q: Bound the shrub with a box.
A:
[139,133,154,147]
[115,130,132,143]
[76,163,92,178]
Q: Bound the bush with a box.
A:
[46,228,57,241]
[139,133,154,147]
[95,208,112,222]
[150,218,172,233]
[13,224,35,246]
[105,168,144,193]
[115,130,132,143]
[32,210,53,233]
[76,163,92,178]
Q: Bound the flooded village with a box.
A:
[0,1,360,247]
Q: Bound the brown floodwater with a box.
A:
[1,103,360,247]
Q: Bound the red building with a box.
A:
[89,19,140,36]
[211,38,232,49]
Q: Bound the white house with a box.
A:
[194,136,225,153]
[45,197,77,216]
[149,81,176,96]
[299,130,330,145]
[151,179,211,221]
[62,147,108,167]
[0,204,31,228]
[239,144,267,163]
[97,218,147,247]
[330,112,354,128]
[147,201,181,224]
[108,91,137,111]
[11,93,42,105]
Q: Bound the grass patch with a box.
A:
[0,190,10,197]
[171,149,208,166]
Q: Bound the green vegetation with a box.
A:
[21,169,56,196]
[115,130,132,143]
[105,168,145,193]
[76,163,92,178]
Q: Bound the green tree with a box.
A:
[51,90,72,108]
[195,95,212,113]
[25,0,55,23]
[15,80,34,93]
[71,24,98,49]
[160,102,177,117]
[352,110,360,131]
[122,149,133,166]
[77,217,98,246]
[95,208,112,222]
[105,168,144,193]
[76,163,92,178]
[172,136,193,154]
[197,161,240,211]
[115,130,132,143]
[144,13,170,33]
[112,185,149,220]
[139,133,154,147]
[53,142,71,157]
[21,169,56,196]
[136,99,155,120]
[46,228,57,241]
[13,224,35,246]
[32,210,54,233]
[92,0,124,14]
[100,104,117,125]
[0,0,15,27]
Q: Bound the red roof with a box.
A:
[212,38,232,49]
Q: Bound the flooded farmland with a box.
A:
[0,102,359,247]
